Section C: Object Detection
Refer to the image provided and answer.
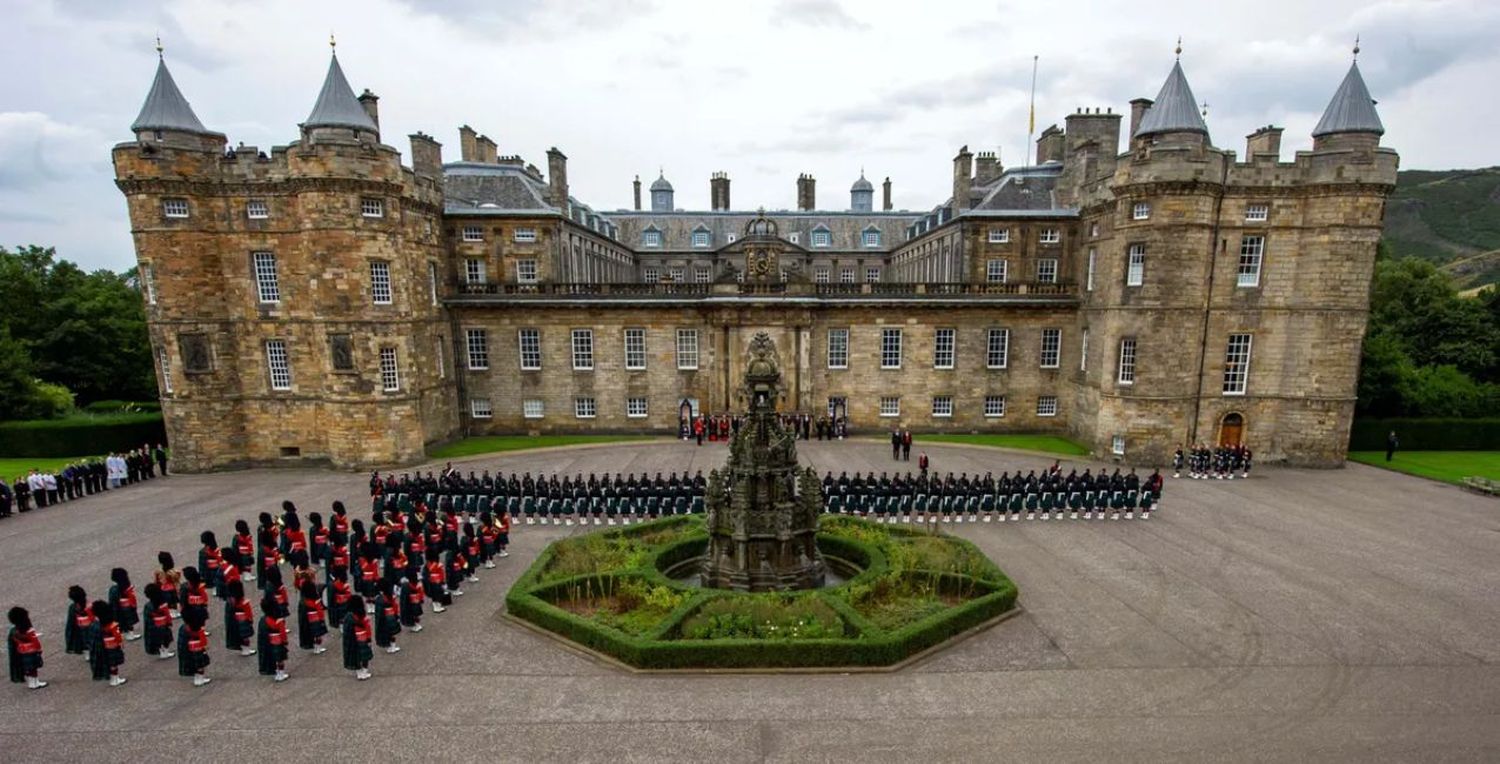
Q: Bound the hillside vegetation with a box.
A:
[1383,167,1500,290]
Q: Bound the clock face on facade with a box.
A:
[753,251,772,276]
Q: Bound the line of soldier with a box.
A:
[823,466,1164,521]
[1172,445,1253,480]
[8,495,513,691]
[374,469,710,526]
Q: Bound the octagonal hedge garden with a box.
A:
[504,515,1019,670]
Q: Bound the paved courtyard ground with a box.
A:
[1,438,1497,762]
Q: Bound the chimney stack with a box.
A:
[1035,125,1064,165]
[458,125,478,162]
[357,90,380,136]
[408,132,442,179]
[547,147,568,209]
[882,177,892,211]
[1128,98,1153,141]
[973,151,1002,185]
[710,172,731,211]
[1246,125,1283,161]
[952,146,973,212]
[633,175,642,211]
[797,174,816,211]
[475,135,497,164]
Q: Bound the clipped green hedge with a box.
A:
[81,400,161,414]
[505,516,1019,670]
[0,412,166,458]
[1350,418,1500,451]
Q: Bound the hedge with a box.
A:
[505,516,1019,670]
[82,400,161,414]
[0,413,166,457]
[1350,418,1500,451]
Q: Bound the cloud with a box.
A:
[771,0,869,30]
[0,112,108,189]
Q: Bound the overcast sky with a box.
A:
[1,0,1496,271]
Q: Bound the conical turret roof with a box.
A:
[304,53,377,131]
[1312,62,1384,137]
[1134,61,1209,138]
[130,57,215,135]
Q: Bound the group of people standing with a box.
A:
[684,412,846,445]
[374,467,707,526]
[823,463,1165,521]
[7,494,512,691]
[1171,444,1253,480]
[0,444,168,518]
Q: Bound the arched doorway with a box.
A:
[1218,412,1245,447]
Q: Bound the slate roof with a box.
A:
[851,173,874,192]
[1312,62,1385,137]
[304,54,378,131]
[443,163,551,211]
[650,173,674,192]
[130,57,216,135]
[1134,61,1209,137]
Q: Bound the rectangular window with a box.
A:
[826,396,846,418]
[360,198,384,218]
[624,328,646,370]
[988,228,1010,244]
[369,261,392,304]
[933,328,955,369]
[986,259,1008,283]
[513,227,537,243]
[465,329,489,370]
[1086,248,1096,292]
[695,267,711,284]
[465,258,487,284]
[814,267,830,284]
[626,397,648,418]
[984,395,1005,417]
[642,231,661,247]
[1039,228,1060,244]
[435,336,446,379]
[643,266,659,283]
[879,396,900,417]
[516,259,538,284]
[1127,244,1145,287]
[1132,202,1151,220]
[1037,395,1058,417]
[1112,435,1126,455]
[827,329,848,369]
[692,231,710,248]
[880,328,902,369]
[1238,236,1264,288]
[252,252,280,303]
[571,329,594,370]
[840,267,855,284]
[428,262,439,305]
[1040,328,1061,368]
[863,231,880,248]
[1245,203,1269,222]
[811,230,831,247]
[866,266,881,282]
[986,328,1009,369]
[668,267,685,283]
[163,198,189,218]
[522,399,544,419]
[379,346,400,392]
[159,347,172,394]
[574,397,597,419]
[931,396,953,417]
[265,340,291,391]
[142,264,157,305]
[246,200,269,219]
[1223,334,1252,395]
[1081,328,1089,372]
[1118,337,1137,385]
[676,329,699,370]
[518,329,541,370]
[1037,258,1058,283]
[470,398,492,418]
[462,225,484,242]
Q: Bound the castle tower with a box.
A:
[115,43,457,471]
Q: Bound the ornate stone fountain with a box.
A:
[700,332,827,591]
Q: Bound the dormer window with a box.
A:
[462,225,484,242]
[643,229,662,248]
[1132,202,1151,220]
[862,229,881,248]
[692,230,711,248]
[246,200,269,219]
[163,198,189,218]
[360,198,384,218]
[811,230,832,248]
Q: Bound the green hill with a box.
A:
[1383,167,1500,290]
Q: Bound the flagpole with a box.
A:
[1026,55,1038,168]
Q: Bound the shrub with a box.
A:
[1350,417,1500,451]
[0,411,166,457]
[679,594,846,640]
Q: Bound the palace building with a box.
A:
[115,45,1398,472]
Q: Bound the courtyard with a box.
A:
[1,439,1498,762]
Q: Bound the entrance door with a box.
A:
[1218,413,1244,447]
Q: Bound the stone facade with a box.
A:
[117,51,1397,471]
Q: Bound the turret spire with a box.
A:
[1133,54,1209,138]
[130,49,216,136]
[304,46,378,132]
[1312,57,1384,138]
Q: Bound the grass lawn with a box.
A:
[0,456,95,479]
[1348,451,1500,486]
[427,434,657,460]
[918,434,1091,457]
